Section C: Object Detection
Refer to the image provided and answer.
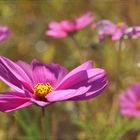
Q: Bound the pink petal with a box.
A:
[0,56,31,83]
[75,12,94,30]
[57,67,103,90]
[16,60,33,83]
[96,20,116,41]
[47,69,107,102]
[68,69,108,100]
[46,30,67,38]
[130,84,140,99]
[0,56,32,93]
[112,29,123,40]
[0,35,9,42]
[0,26,10,42]
[32,60,68,87]
[56,70,87,89]
[119,83,140,117]
[120,96,135,108]
[60,20,75,32]
[120,109,140,117]
[98,33,106,41]
[48,68,107,101]
[119,94,135,106]
[0,92,32,112]
[125,90,137,102]
[48,22,62,30]
[112,23,127,40]
[56,61,93,88]
[46,87,90,102]
[31,98,50,107]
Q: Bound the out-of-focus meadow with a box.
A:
[0,0,140,139]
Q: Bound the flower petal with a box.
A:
[57,70,87,89]
[57,68,104,90]
[0,56,31,83]
[60,20,75,32]
[46,87,90,102]
[119,93,135,106]
[16,60,33,83]
[56,61,93,88]
[68,69,108,100]
[130,84,140,100]
[48,68,107,101]
[32,60,68,87]
[46,30,67,38]
[0,56,32,92]
[48,22,63,30]
[120,109,140,117]
[0,92,32,112]
[31,98,50,107]
[75,12,94,30]
[112,29,123,40]
[96,20,115,34]
[0,26,10,42]
[112,23,127,40]
[119,83,140,117]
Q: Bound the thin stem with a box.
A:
[108,39,123,123]
[116,39,123,88]
[41,107,46,140]
[69,35,86,63]
[70,35,82,48]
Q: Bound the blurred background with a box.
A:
[0,0,140,139]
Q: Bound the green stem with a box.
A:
[117,39,123,88]
[41,107,46,140]
[69,35,86,63]
[108,39,123,123]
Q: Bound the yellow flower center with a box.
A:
[34,83,53,100]
[136,101,140,109]
[117,22,123,27]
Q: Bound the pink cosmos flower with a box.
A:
[0,56,108,112]
[120,83,140,117]
[0,26,10,42]
[125,26,140,39]
[95,20,127,41]
[46,12,95,38]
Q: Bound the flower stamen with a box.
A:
[117,22,123,27]
[34,83,53,100]
[136,101,140,109]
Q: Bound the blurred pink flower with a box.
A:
[125,26,140,39]
[120,84,140,117]
[95,20,127,41]
[46,12,95,38]
[0,56,108,112]
[0,26,10,42]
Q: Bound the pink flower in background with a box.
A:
[0,56,108,112]
[0,26,10,42]
[95,20,127,41]
[125,26,140,39]
[46,12,95,38]
[112,22,127,40]
[95,20,115,41]
[120,84,140,117]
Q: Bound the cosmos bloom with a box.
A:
[95,20,127,41]
[120,84,140,117]
[0,26,10,42]
[46,11,95,38]
[125,26,140,39]
[0,56,108,112]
